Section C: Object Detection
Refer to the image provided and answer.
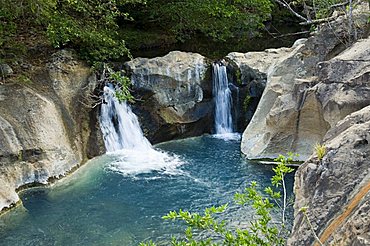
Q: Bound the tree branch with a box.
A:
[273,0,308,21]
[330,1,349,9]
[299,14,343,25]
[271,30,311,38]
[274,0,352,26]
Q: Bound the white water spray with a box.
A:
[100,86,152,152]
[100,85,184,176]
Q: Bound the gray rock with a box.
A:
[239,3,369,160]
[288,105,370,245]
[0,64,13,77]
[0,50,103,211]
[125,51,213,143]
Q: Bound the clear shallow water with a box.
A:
[0,135,294,245]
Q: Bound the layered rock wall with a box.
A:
[0,50,104,211]
[233,4,370,245]
[288,106,370,245]
[238,4,369,160]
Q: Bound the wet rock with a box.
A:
[223,59,267,132]
[125,51,213,143]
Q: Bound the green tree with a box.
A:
[46,0,146,62]
[0,0,145,62]
[94,62,134,103]
[125,0,273,42]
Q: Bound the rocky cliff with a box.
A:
[288,28,370,246]
[288,105,370,245]
[0,49,261,212]
[237,4,369,160]
[231,3,370,245]
[0,50,104,211]
[124,51,264,142]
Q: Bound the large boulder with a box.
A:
[0,50,103,211]
[125,51,213,143]
[288,105,370,245]
[238,4,369,160]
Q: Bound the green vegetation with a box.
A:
[126,0,273,42]
[140,153,296,245]
[46,0,133,62]
[235,69,242,85]
[95,63,134,103]
[299,206,324,246]
[1,0,364,64]
[111,72,135,103]
[1,0,364,98]
[243,95,253,111]
[314,143,326,161]
[0,0,274,63]
[0,0,145,63]
[17,75,33,85]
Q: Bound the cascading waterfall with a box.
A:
[100,85,184,176]
[212,62,234,134]
[100,85,152,152]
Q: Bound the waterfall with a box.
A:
[212,63,234,134]
[99,85,184,176]
[100,85,152,152]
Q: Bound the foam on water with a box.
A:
[212,132,241,141]
[107,149,185,177]
[100,85,185,177]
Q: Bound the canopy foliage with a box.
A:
[1,0,359,62]
[124,0,273,42]
[1,0,275,62]
[0,0,144,62]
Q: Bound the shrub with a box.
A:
[314,143,326,161]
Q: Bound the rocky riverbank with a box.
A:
[0,50,104,211]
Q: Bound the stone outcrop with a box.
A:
[0,50,103,211]
[288,105,370,245]
[125,51,214,143]
[238,4,369,160]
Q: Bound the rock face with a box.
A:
[0,50,103,211]
[125,51,214,143]
[288,105,370,245]
[238,4,369,160]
